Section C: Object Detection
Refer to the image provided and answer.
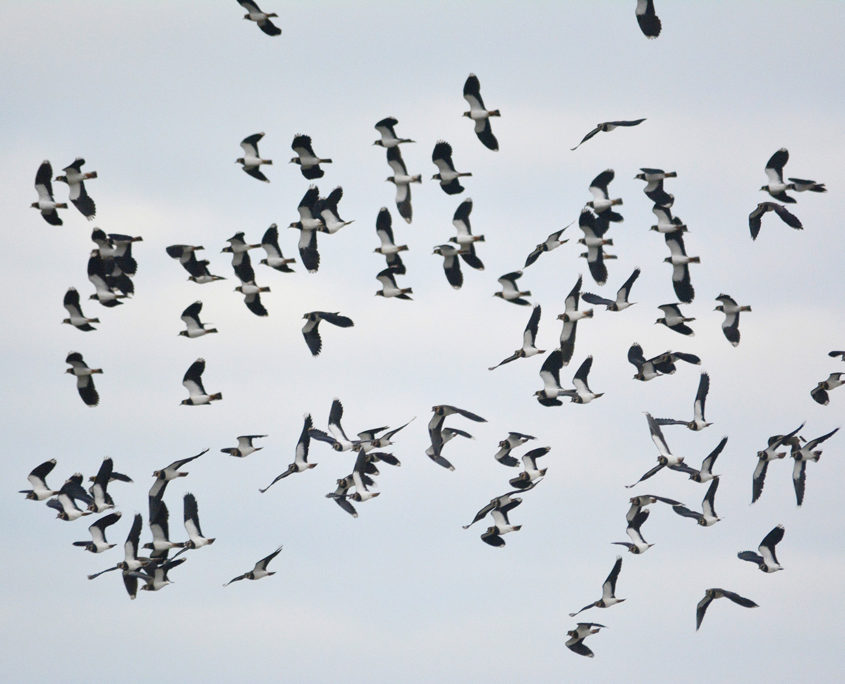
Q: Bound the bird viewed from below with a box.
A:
[738,525,784,573]
[385,146,421,223]
[31,160,67,225]
[62,287,100,332]
[180,358,222,406]
[65,352,102,406]
[488,304,544,370]
[462,73,500,151]
[179,301,218,338]
[570,119,646,150]
[696,588,757,631]
[236,132,272,182]
[238,0,281,36]
[714,294,751,346]
[290,134,332,180]
[54,158,97,220]
[373,116,414,148]
[431,140,471,194]
[569,556,626,617]
[301,311,354,357]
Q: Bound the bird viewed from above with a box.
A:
[6,3,844,683]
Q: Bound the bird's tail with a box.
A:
[210,392,222,401]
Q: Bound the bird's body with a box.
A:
[65,352,102,406]
[463,73,500,150]
[431,140,471,194]
[738,525,784,573]
[570,119,646,150]
[569,556,626,616]
[55,158,97,219]
[696,588,757,630]
[62,287,99,331]
[180,358,222,405]
[31,161,67,225]
[301,311,353,356]
[179,301,218,338]
[291,134,332,179]
[373,117,414,148]
[714,294,751,346]
[489,304,544,370]
[237,132,272,182]
[385,147,420,223]
[238,0,281,36]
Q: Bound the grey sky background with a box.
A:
[3,2,844,682]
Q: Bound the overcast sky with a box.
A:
[3,2,844,682]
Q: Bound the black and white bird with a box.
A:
[558,356,604,404]
[670,437,727,483]
[570,119,646,150]
[462,484,537,529]
[143,500,186,559]
[578,208,615,285]
[565,622,606,658]
[259,224,295,272]
[582,268,640,312]
[147,449,208,519]
[535,349,566,407]
[523,224,570,268]
[174,493,215,554]
[291,134,331,179]
[65,352,101,406]
[656,303,695,336]
[19,459,59,501]
[425,427,473,471]
[450,198,485,270]
[664,231,699,303]
[132,558,186,593]
[493,432,536,467]
[180,358,222,406]
[462,73,500,151]
[72,512,122,553]
[489,305,544,370]
[374,208,408,274]
[480,506,522,547]
[626,412,685,487]
[586,170,624,217]
[432,244,463,289]
[309,398,358,452]
[317,186,354,234]
[748,202,802,240]
[221,435,266,458]
[760,148,797,203]
[650,204,687,234]
[222,232,260,282]
[260,415,316,492]
[236,132,272,182]
[149,449,208,515]
[494,271,530,305]
[375,267,413,300]
[358,418,415,452]
[179,301,218,338]
[166,244,205,273]
[672,477,722,527]
[234,281,270,317]
[752,423,805,503]
[62,287,99,332]
[569,556,626,616]
[791,427,839,505]
[301,311,354,357]
[385,146,421,223]
[86,514,150,595]
[87,251,129,307]
[373,117,414,148]
[811,373,845,406]
[627,342,701,381]
[830,351,845,362]
[509,446,550,489]
[54,158,97,220]
[625,494,683,523]
[431,141,471,194]
[613,508,653,554]
[289,185,323,272]
[655,372,712,431]
[238,0,281,35]
[87,456,116,513]
[635,167,674,205]
[31,161,67,225]
[427,404,486,466]
[187,259,226,284]
[714,294,751,346]
[738,525,784,573]
[49,476,94,521]
[558,275,593,365]
[635,0,661,38]
[696,588,757,631]
[225,545,284,585]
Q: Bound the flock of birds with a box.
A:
[20,0,840,663]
